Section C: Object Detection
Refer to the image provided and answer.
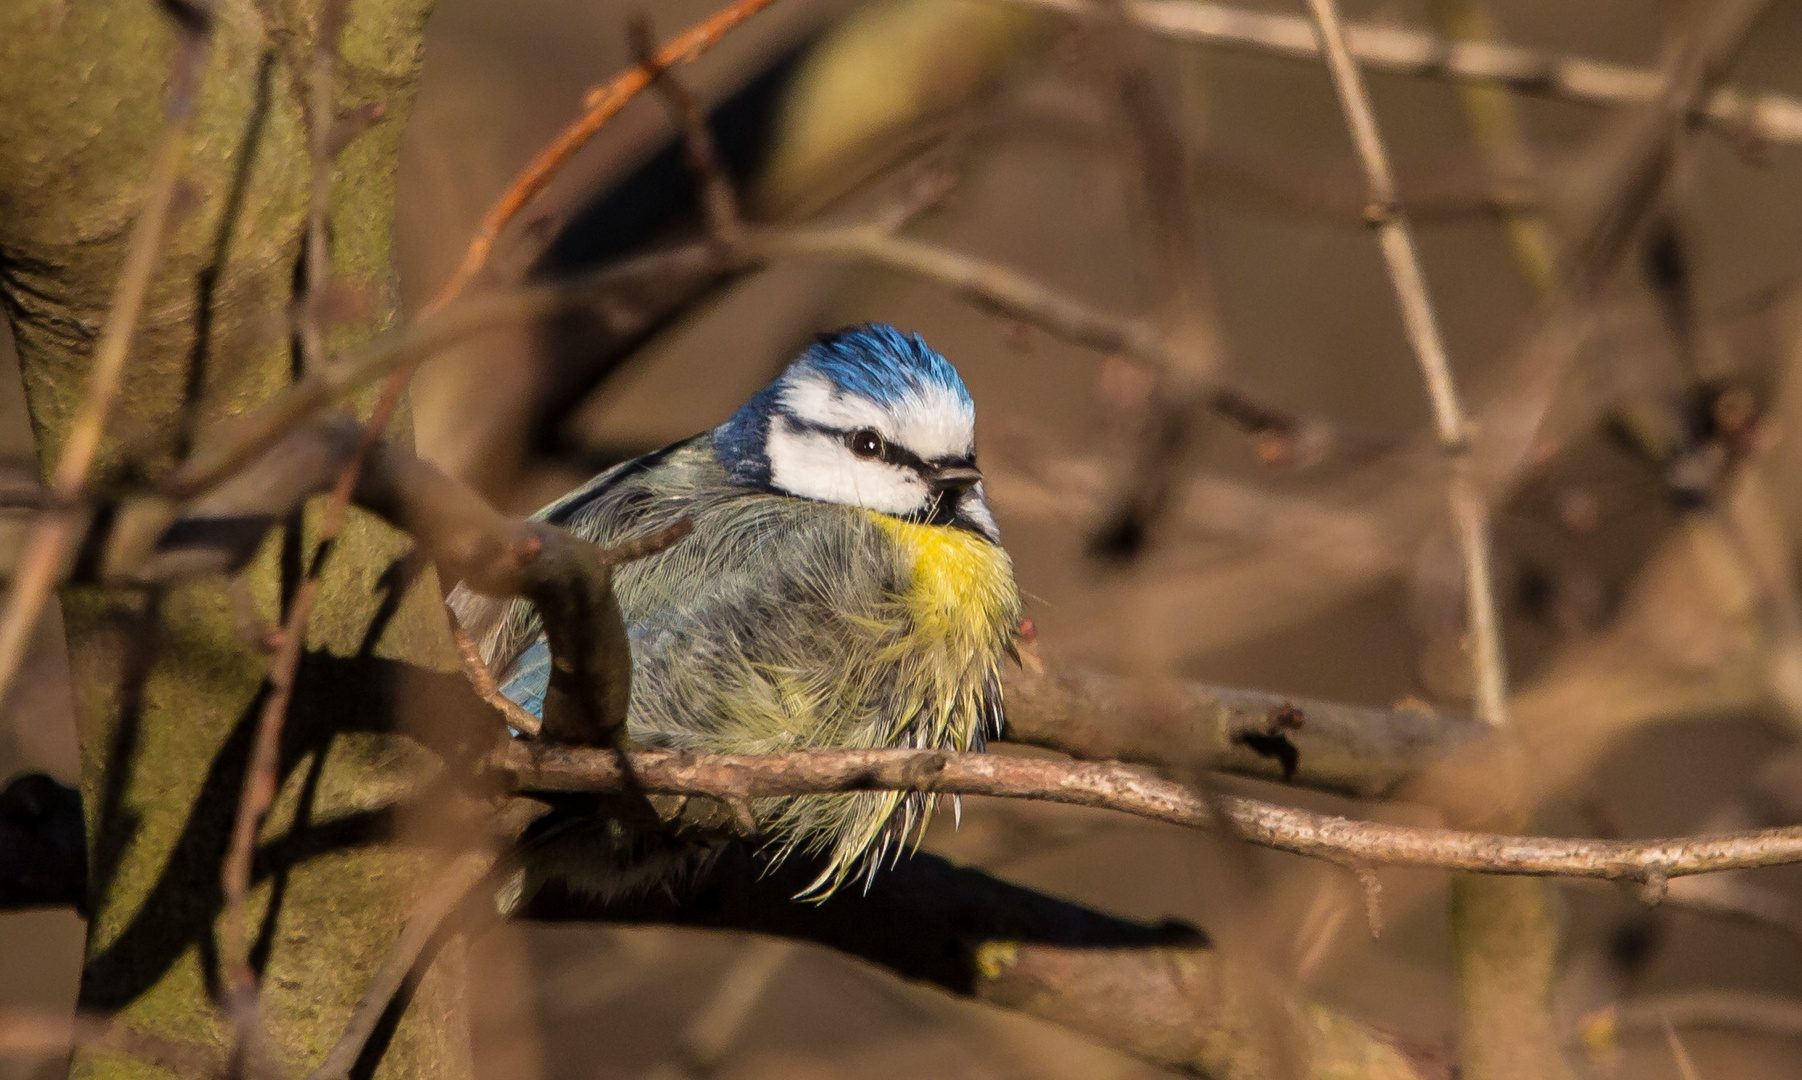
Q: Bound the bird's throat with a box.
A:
[866,512,1015,646]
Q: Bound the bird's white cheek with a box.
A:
[767,425,925,514]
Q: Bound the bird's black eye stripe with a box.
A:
[786,414,969,475]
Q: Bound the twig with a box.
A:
[1003,0,1802,147]
[0,1010,227,1080]
[158,223,1289,508]
[217,5,350,1027]
[297,0,350,377]
[451,623,543,737]
[0,7,213,709]
[628,12,745,253]
[502,745,1802,881]
[428,0,783,309]
[759,225,1168,358]
[1301,0,1508,727]
[304,799,547,1080]
[1080,6,1229,559]
[1423,0,1556,294]
[1660,1015,1703,1080]
[1608,990,1802,1040]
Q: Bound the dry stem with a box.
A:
[503,745,1802,882]
[1008,0,1802,146]
[1301,0,1508,726]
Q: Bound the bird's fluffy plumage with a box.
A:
[452,325,1019,897]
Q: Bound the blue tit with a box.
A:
[451,323,1020,897]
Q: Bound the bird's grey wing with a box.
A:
[614,498,906,752]
[446,434,708,705]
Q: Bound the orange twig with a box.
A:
[426,0,783,313]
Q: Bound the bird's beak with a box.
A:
[930,465,983,496]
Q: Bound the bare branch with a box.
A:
[501,745,1802,882]
[1004,0,1802,147]
[428,0,783,309]
[532,843,1439,1080]
[0,1010,227,1080]
[1001,662,1477,798]
[628,11,745,254]
[1302,0,1509,729]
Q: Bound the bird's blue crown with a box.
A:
[795,324,972,408]
[714,324,972,486]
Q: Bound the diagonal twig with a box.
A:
[303,798,548,1080]
[628,11,745,254]
[1301,0,1508,727]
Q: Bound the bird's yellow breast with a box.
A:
[866,513,1016,647]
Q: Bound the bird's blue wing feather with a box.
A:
[448,434,708,717]
[500,638,552,718]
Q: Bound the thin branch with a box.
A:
[1301,0,1508,727]
[1608,990,1802,1040]
[501,745,1802,881]
[156,222,1288,509]
[218,5,350,1022]
[427,0,783,309]
[0,1010,228,1080]
[451,623,542,737]
[628,11,745,254]
[0,7,213,709]
[1004,0,1802,147]
[304,799,547,1080]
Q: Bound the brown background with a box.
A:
[8,0,1802,1077]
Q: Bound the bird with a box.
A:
[451,323,1020,899]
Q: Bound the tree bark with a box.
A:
[0,3,466,1079]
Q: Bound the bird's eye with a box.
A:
[849,429,885,459]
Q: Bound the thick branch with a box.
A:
[1001,662,1476,798]
[527,844,1437,1080]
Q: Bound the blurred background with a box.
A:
[9,0,1802,1076]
